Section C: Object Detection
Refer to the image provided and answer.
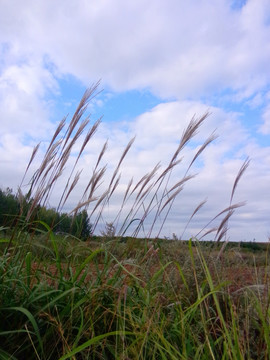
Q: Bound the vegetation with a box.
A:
[0,188,92,240]
[0,83,269,359]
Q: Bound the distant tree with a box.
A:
[57,213,72,234]
[0,187,93,240]
[36,206,60,230]
[70,210,93,240]
[100,222,116,238]
[0,188,20,227]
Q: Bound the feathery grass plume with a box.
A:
[195,202,246,239]
[135,181,155,208]
[62,82,101,150]
[20,118,65,195]
[56,118,90,211]
[78,118,102,160]
[81,165,107,204]
[216,239,229,259]
[26,188,44,221]
[27,140,61,196]
[109,137,135,189]
[148,173,196,238]
[213,157,250,242]
[117,164,161,235]
[26,139,65,209]
[108,174,121,200]
[170,112,210,166]
[45,118,90,209]
[61,169,83,209]
[153,158,183,186]
[154,126,216,238]
[163,174,196,198]
[37,83,101,209]
[91,137,135,233]
[94,140,108,172]
[122,178,133,206]
[198,226,218,240]
[180,199,208,240]
[133,113,211,238]
[79,139,108,205]
[158,186,184,216]
[134,163,161,203]
[91,190,111,232]
[120,155,183,238]
[113,177,134,230]
[215,209,234,242]
[88,166,107,199]
[69,196,99,215]
[154,174,196,223]
[26,116,65,196]
[215,224,230,243]
[185,131,218,175]
[230,157,250,205]
[117,172,155,232]
[46,117,66,156]
[20,142,40,189]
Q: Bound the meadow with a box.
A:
[0,84,269,359]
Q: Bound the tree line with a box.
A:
[0,187,92,240]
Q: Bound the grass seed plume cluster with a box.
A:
[18,83,248,241]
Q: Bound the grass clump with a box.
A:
[1,236,269,359]
[0,83,269,359]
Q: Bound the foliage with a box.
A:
[0,188,20,227]
[0,236,269,359]
[0,188,92,240]
[100,222,116,238]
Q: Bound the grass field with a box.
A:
[0,233,269,359]
[0,85,269,359]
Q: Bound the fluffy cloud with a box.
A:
[1,0,270,100]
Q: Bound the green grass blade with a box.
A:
[150,261,172,284]
[0,348,18,360]
[72,248,104,283]
[39,287,77,312]
[2,307,43,356]
[58,331,134,360]
[25,251,32,288]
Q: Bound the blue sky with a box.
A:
[1,0,270,241]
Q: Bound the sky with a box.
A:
[1,0,270,241]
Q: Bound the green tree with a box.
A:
[71,210,92,240]
[0,188,20,227]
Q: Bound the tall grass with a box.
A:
[17,83,243,240]
[1,235,269,359]
[0,83,269,359]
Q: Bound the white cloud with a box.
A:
[0,61,58,138]
[258,104,270,134]
[1,0,270,101]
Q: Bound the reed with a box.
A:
[1,83,268,359]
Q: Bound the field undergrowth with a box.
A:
[0,233,269,359]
